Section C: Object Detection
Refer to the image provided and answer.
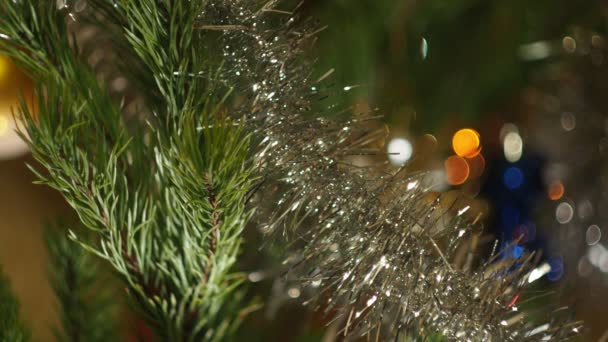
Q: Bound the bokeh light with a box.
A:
[452,128,481,158]
[513,222,537,244]
[387,137,413,166]
[503,131,523,163]
[0,55,9,82]
[444,155,469,185]
[555,202,574,224]
[547,181,565,201]
[503,166,524,190]
[560,112,576,131]
[547,257,564,282]
[586,225,602,246]
[577,199,594,219]
[562,36,576,53]
[512,245,524,258]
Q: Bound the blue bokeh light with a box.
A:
[547,257,564,282]
[512,245,524,258]
[503,166,524,190]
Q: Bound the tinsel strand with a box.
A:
[198,1,582,340]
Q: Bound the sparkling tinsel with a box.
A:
[197,1,581,340]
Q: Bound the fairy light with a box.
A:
[555,202,574,224]
[387,137,413,166]
[420,37,429,60]
[503,131,523,163]
[528,263,551,283]
[503,166,524,190]
[586,225,602,246]
[445,155,470,185]
[452,128,481,158]
[547,181,565,200]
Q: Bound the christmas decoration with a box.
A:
[0,0,586,341]
[203,1,582,340]
[452,128,481,158]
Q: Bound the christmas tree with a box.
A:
[0,0,587,340]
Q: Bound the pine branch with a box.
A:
[0,0,581,340]
[0,266,30,342]
[0,1,256,340]
[45,222,118,342]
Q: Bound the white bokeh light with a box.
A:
[387,137,413,166]
[503,131,523,163]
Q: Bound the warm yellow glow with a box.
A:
[452,128,481,158]
[445,155,470,185]
[0,55,10,82]
[0,114,8,136]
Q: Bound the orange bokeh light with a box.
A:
[548,181,565,201]
[445,155,470,185]
[452,128,481,158]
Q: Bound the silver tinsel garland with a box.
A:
[198,1,581,340]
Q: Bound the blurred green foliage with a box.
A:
[307,0,606,131]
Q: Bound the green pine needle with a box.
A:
[45,222,118,342]
[0,1,258,340]
[0,267,30,342]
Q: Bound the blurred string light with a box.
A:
[518,41,552,61]
[560,112,576,131]
[526,259,563,283]
[445,128,486,186]
[421,133,438,150]
[586,243,608,274]
[547,181,565,200]
[562,36,577,53]
[420,37,428,60]
[387,137,413,166]
[528,263,551,283]
[555,202,574,224]
[287,287,301,299]
[503,166,524,190]
[512,245,524,258]
[452,128,481,158]
[586,225,602,246]
[577,199,594,219]
[547,257,564,282]
[444,155,469,185]
[513,221,537,243]
[501,124,523,163]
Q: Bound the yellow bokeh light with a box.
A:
[0,55,10,82]
[0,114,8,136]
[452,128,481,158]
